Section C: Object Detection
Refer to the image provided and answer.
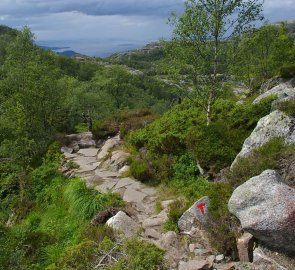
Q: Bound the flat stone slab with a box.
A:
[114,177,136,189]
[141,187,157,196]
[128,182,142,190]
[78,148,98,157]
[85,175,104,186]
[63,152,77,159]
[77,164,98,173]
[73,157,97,166]
[95,179,119,193]
[123,188,147,203]
[95,169,120,178]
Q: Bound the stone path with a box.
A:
[71,151,158,221]
[61,134,249,270]
[63,139,170,239]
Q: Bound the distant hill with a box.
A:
[108,42,164,63]
[0,25,18,36]
[39,45,86,58]
[57,50,84,57]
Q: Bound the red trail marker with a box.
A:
[196,202,206,215]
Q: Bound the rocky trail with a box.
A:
[61,133,189,269]
[60,130,295,270]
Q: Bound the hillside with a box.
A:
[0,10,295,270]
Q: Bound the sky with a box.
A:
[0,0,294,57]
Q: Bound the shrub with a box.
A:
[129,158,153,182]
[163,199,188,232]
[172,153,199,179]
[229,137,295,187]
[186,123,238,173]
[206,183,239,258]
[280,64,295,79]
[74,123,89,133]
[277,97,295,117]
[93,109,156,140]
[46,240,98,270]
[96,237,168,270]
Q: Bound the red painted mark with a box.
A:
[196,203,206,215]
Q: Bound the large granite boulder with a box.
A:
[231,110,295,168]
[178,197,210,232]
[228,170,295,254]
[253,81,295,105]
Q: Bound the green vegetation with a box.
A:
[164,0,264,124]
[0,1,295,266]
[231,23,295,89]
[229,138,295,187]
[277,97,295,117]
[128,96,274,178]
[0,155,123,269]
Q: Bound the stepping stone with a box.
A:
[85,175,104,186]
[73,157,97,166]
[63,152,77,159]
[77,148,98,157]
[141,187,157,196]
[95,169,120,178]
[128,182,142,190]
[77,164,98,173]
[123,188,147,203]
[114,177,136,189]
[145,228,162,239]
[95,179,118,193]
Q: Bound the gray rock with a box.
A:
[66,132,96,150]
[161,200,175,209]
[159,231,179,249]
[178,260,211,270]
[194,248,212,256]
[178,196,210,231]
[228,170,295,254]
[144,228,162,239]
[119,165,130,174]
[215,254,225,263]
[189,243,196,253]
[101,150,130,171]
[97,135,120,161]
[253,82,295,105]
[114,177,135,189]
[61,146,73,154]
[142,210,168,228]
[253,248,288,270]
[214,262,236,270]
[231,110,295,168]
[123,188,147,204]
[259,77,291,94]
[77,148,98,157]
[106,211,139,238]
[237,232,255,263]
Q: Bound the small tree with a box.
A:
[165,0,264,125]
